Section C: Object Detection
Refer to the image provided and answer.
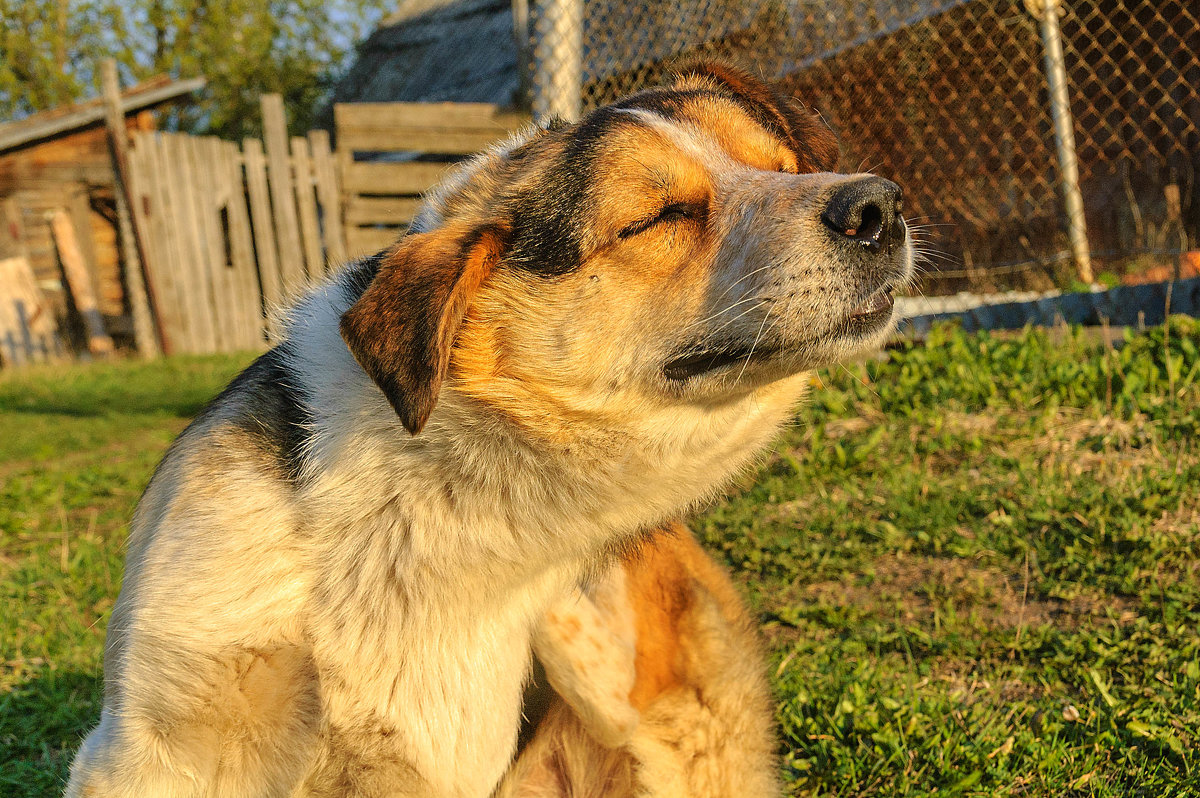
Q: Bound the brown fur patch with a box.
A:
[670,60,840,173]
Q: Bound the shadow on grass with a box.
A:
[0,668,101,798]
[0,353,256,423]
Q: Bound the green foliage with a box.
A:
[0,0,388,138]
[3,321,1200,796]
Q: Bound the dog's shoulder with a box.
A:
[152,345,314,494]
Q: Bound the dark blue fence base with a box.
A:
[902,277,1200,337]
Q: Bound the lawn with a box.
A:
[2,320,1198,797]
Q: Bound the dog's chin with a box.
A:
[663,299,900,389]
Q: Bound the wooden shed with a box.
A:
[0,75,204,362]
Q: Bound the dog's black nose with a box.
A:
[821,177,904,252]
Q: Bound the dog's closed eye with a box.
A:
[618,201,706,239]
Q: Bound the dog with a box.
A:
[66,62,912,797]
[496,522,781,797]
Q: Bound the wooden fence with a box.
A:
[2,95,528,362]
[335,102,528,257]
[126,96,346,353]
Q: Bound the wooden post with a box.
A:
[49,208,114,355]
[223,142,265,349]
[101,59,164,356]
[290,136,324,281]
[308,129,347,269]
[260,94,306,298]
[243,137,283,338]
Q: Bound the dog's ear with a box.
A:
[669,60,840,173]
[340,223,509,435]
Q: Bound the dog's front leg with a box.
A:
[298,633,531,798]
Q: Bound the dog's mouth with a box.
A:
[664,283,898,382]
[840,284,895,333]
[663,344,781,382]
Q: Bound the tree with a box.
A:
[0,0,388,137]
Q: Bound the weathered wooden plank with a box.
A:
[308,129,346,269]
[207,137,245,350]
[345,226,403,258]
[149,134,197,353]
[337,128,509,156]
[198,135,239,352]
[0,197,26,260]
[334,102,527,131]
[344,196,424,227]
[171,133,217,353]
[101,59,161,356]
[224,142,265,350]
[133,135,186,352]
[186,134,224,352]
[261,94,306,299]
[290,136,324,281]
[66,187,101,296]
[49,208,114,355]
[243,137,283,339]
[341,160,452,196]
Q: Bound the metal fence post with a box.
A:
[1029,0,1094,285]
[530,0,583,123]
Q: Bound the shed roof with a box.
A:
[331,0,970,107]
[334,0,519,107]
[0,75,207,155]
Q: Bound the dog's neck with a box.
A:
[288,278,808,573]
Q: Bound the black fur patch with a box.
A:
[191,346,313,484]
[341,252,385,307]
[506,106,643,278]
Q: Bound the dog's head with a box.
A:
[341,63,913,438]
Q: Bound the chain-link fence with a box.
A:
[524,0,1199,292]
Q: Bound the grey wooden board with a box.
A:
[338,129,510,155]
[344,196,424,227]
[262,94,306,300]
[243,137,284,332]
[309,130,347,269]
[346,226,403,258]
[341,161,452,196]
[291,136,324,280]
[334,102,526,132]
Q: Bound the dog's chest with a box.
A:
[304,496,577,796]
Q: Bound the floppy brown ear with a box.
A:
[339,223,508,435]
[670,60,840,173]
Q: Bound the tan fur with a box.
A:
[496,525,778,797]
[67,64,911,798]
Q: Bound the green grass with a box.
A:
[0,354,252,797]
[3,320,1199,797]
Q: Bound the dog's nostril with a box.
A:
[858,203,883,242]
